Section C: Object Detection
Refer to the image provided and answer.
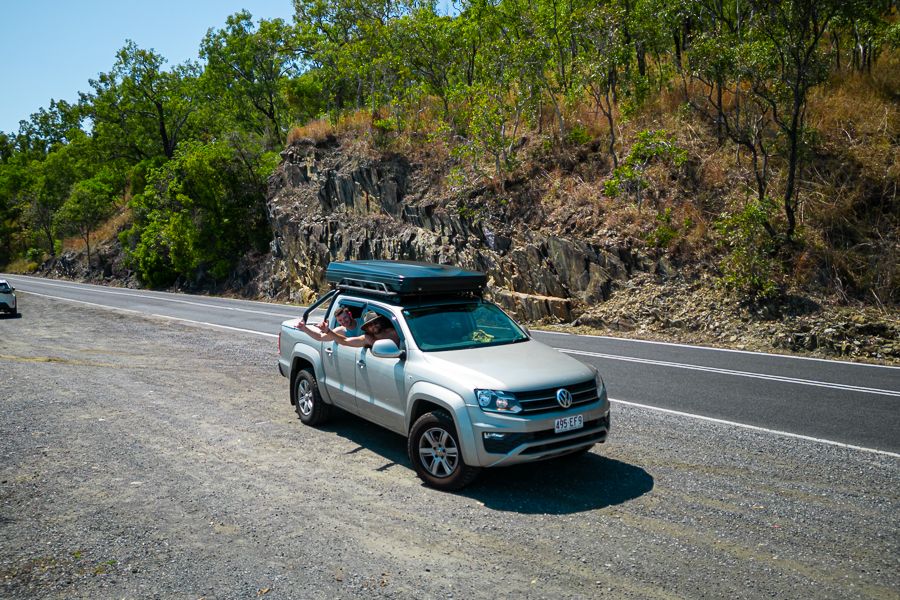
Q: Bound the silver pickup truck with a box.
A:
[277,260,610,490]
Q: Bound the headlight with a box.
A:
[475,389,522,414]
[596,373,607,403]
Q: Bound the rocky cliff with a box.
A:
[265,135,659,322]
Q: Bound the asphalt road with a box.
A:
[3,273,899,455]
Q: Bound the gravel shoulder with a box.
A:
[1,294,898,599]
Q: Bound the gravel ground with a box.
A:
[1,294,898,599]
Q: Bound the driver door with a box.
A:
[354,306,407,434]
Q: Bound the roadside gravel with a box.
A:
[1,294,898,599]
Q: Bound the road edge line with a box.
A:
[610,397,900,459]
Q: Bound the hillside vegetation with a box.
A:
[1,1,898,316]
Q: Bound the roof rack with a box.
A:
[335,277,393,296]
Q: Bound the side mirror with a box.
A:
[371,339,404,359]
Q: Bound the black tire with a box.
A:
[408,410,481,491]
[293,368,331,426]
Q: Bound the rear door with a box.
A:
[321,298,365,412]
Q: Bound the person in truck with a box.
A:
[299,311,400,349]
[298,304,360,339]
[330,305,361,337]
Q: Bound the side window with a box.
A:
[331,300,365,332]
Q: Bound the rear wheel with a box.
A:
[408,410,480,490]
[294,368,331,426]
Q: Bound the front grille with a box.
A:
[514,378,598,414]
[483,416,609,454]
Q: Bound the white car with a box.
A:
[0,279,17,316]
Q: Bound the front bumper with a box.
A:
[466,401,611,468]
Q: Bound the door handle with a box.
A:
[324,347,334,356]
[357,360,366,368]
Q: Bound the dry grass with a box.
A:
[810,69,899,156]
[61,205,132,253]
[286,118,336,144]
[5,258,39,274]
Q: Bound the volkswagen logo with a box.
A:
[556,388,573,408]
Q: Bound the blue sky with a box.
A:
[0,0,295,134]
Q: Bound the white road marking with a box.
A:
[536,328,900,370]
[21,291,277,338]
[8,276,298,318]
[610,397,900,459]
[558,348,900,397]
[151,314,278,338]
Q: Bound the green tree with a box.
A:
[201,11,300,149]
[745,0,843,240]
[122,140,274,287]
[55,177,115,267]
[391,6,457,119]
[574,2,632,166]
[84,42,199,162]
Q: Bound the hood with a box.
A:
[419,339,595,392]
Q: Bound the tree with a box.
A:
[293,0,408,114]
[201,11,300,149]
[745,0,842,240]
[84,42,199,162]
[391,7,457,118]
[686,2,778,224]
[22,142,85,257]
[574,2,632,167]
[122,140,273,287]
[55,177,115,267]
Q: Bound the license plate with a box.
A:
[554,414,583,434]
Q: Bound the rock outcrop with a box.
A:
[266,137,645,321]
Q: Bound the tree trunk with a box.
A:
[83,233,91,268]
[636,42,646,77]
[44,225,55,258]
[716,77,725,144]
[603,87,617,168]
[783,99,802,240]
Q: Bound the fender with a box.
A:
[290,341,335,405]
[406,381,479,466]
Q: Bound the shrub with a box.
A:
[714,198,781,300]
[646,208,679,249]
[122,141,271,287]
[605,129,687,209]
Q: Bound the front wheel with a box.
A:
[408,410,480,490]
[294,368,331,426]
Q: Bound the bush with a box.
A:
[122,141,271,287]
[714,198,781,300]
[564,124,592,146]
[605,130,687,209]
[646,208,679,249]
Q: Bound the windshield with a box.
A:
[403,301,528,351]
[0,284,10,293]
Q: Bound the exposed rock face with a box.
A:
[266,137,643,321]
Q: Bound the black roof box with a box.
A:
[325,260,486,298]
